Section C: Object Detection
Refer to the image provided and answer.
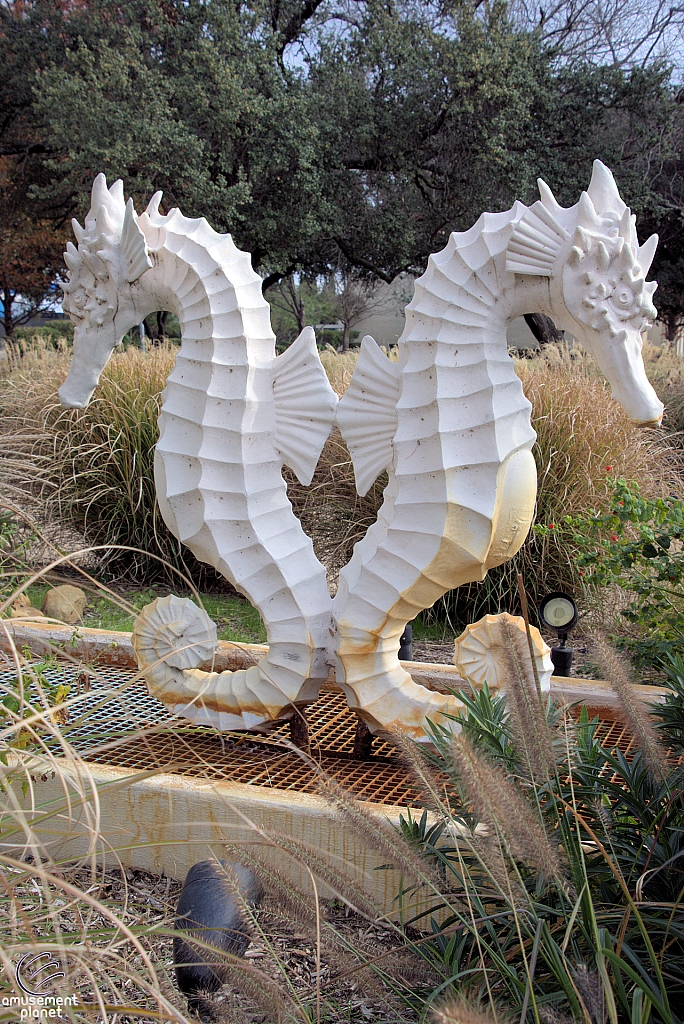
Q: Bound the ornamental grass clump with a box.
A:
[0,341,673,605]
[398,626,684,1022]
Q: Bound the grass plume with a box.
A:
[498,615,555,783]
[319,778,442,890]
[448,733,562,881]
[430,994,503,1024]
[591,635,668,780]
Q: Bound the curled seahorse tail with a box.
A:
[132,596,326,730]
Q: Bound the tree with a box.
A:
[1,0,682,333]
[508,0,684,70]
[0,158,65,336]
[321,270,396,351]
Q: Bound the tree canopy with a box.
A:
[0,0,682,333]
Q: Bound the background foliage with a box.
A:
[0,0,682,334]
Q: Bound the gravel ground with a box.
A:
[60,866,427,1024]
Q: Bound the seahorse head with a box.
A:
[506,161,663,426]
[59,174,154,408]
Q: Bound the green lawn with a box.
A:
[25,584,268,644]
[22,583,447,645]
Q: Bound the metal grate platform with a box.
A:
[0,662,645,806]
[0,662,428,805]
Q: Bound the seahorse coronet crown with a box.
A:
[505,160,658,282]
[62,174,153,321]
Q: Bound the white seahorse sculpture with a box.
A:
[59,174,338,730]
[333,160,663,738]
[59,162,663,743]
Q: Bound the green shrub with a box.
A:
[12,319,74,347]
[0,509,34,598]
[557,478,684,667]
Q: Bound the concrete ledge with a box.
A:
[3,757,439,919]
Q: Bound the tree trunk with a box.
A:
[342,321,350,351]
[523,312,563,348]
[2,286,15,338]
[286,277,306,331]
[673,315,684,358]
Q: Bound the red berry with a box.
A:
[611,535,618,542]
[606,465,612,471]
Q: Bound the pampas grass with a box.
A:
[590,635,668,780]
[319,778,442,891]
[497,617,555,783]
[430,995,504,1024]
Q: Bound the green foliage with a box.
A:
[1,0,679,307]
[0,510,32,597]
[557,479,684,665]
[0,650,69,759]
[12,319,74,346]
[656,652,684,749]
[406,682,684,1022]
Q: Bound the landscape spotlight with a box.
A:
[537,591,578,677]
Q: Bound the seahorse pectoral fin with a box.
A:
[272,326,338,486]
[485,447,537,569]
[335,335,401,496]
[121,198,154,282]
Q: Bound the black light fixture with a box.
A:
[537,591,578,677]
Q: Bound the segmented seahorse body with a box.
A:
[335,207,539,739]
[336,162,664,740]
[140,213,336,728]
[60,179,337,730]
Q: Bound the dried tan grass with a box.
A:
[448,734,563,881]
[0,341,677,608]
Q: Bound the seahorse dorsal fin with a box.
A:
[336,335,401,496]
[272,327,338,486]
[121,198,153,282]
[505,201,570,276]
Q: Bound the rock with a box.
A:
[10,594,44,618]
[41,585,87,623]
[174,860,262,1016]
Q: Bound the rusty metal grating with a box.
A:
[0,662,424,805]
[0,662,649,806]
